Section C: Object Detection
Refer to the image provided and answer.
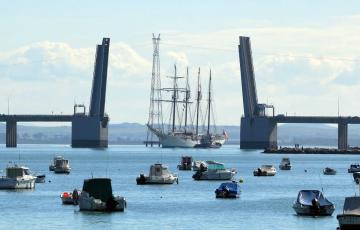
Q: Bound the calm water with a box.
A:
[0,144,358,229]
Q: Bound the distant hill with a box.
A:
[0,122,359,147]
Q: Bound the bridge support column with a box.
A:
[72,116,108,148]
[240,117,277,149]
[6,121,17,148]
[338,123,348,150]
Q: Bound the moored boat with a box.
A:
[177,156,192,170]
[279,158,291,170]
[61,189,79,205]
[78,178,126,212]
[337,196,360,229]
[192,161,236,180]
[0,165,36,189]
[35,174,46,183]
[353,172,360,184]
[136,163,178,185]
[215,181,240,198]
[49,156,64,171]
[323,167,336,175]
[348,164,360,173]
[293,190,335,216]
[253,165,277,176]
[54,157,71,174]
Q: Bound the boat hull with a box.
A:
[293,203,335,216]
[279,165,291,170]
[54,167,71,174]
[136,175,178,185]
[193,170,235,180]
[0,177,36,189]
[337,214,360,230]
[159,135,198,148]
[79,192,126,212]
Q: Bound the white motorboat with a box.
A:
[137,163,178,184]
[53,157,71,174]
[253,165,277,176]
[0,165,36,189]
[293,190,335,216]
[279,158,291,170]
[192,161,236,180]
[78,178,126,212]
[337,196,360,229]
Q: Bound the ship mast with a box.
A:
[207,69,212,136]
[195,67,201,136]
[184,67,190,133]
[172,65,177,132]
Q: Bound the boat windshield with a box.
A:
[208,163,225,170]
[24,169,31,175]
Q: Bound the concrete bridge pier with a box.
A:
[240,117,277,149]
[6,120,17,147]
[338,123,348,150]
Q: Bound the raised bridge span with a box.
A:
[239,36,357,150]
[2,37,110,148]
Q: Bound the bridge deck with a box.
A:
[272,115,360,124]
[0,114,74,122]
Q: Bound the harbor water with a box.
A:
[0,144,357,229]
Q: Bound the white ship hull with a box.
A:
[159,134,198,148]
[0,177,36,189]
[147,125,198,148]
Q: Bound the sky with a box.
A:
[1,0,360,125]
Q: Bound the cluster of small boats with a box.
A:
[135,157,240,199]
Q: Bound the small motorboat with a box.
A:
[215,181,240,198]
[192,160,207,171]
[192,161,236,180]
[293,190,335,216]
[253,165,277,176]
[60,189,79,205]
[348,164,360,173]
[0,164,36,189]
[78,178,126,212]
[177,156,192,170]
[323,167,336,175]
[353,172,360,184]
[279,158,291,170]
[136,163,178,185]
[35,174,46,183]
[49,156,64,171]
[337,196,360,229]
[54,158,71,174]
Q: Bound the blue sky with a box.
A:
[1,1,360,125]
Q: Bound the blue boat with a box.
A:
[215,181,240,198]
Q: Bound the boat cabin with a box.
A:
[82,178,113,203]
[55,158,69,167]
[207,162,226,171]
[150,164,172,177]
[6,166,31,178]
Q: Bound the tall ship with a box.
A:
[145,34,227,148]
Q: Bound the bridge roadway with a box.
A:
[272,115,360,124]
[0,114,74,122]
